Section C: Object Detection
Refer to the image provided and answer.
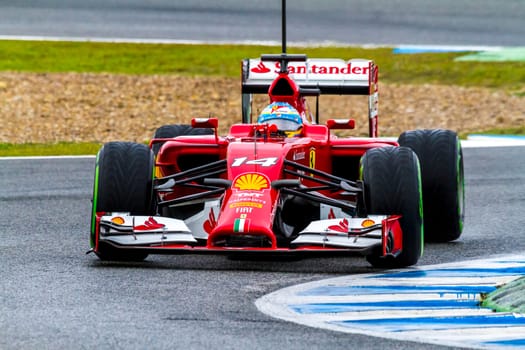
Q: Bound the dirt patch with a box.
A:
[0,72,523,143]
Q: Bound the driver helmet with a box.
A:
[257,102,302,137]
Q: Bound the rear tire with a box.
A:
[398,129,464,242]
[152,124,214,154]
[361,146,423,268]
[91,142,155,261]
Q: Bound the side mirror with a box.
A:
[192,117,218,129]
[191,117,219,141]
[326,119,355,130]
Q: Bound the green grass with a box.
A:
[0,142,103,157]
[1,40,524,89]
[1,39,524,155]
[476,127,525,135]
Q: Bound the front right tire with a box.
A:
[361,146,423,268]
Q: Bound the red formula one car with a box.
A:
[89,53,464,268]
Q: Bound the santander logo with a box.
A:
[134,217,165,231]
[203,208,217,234]
[251,61,271,73]
[249,60,370,76]
[328,218,349,233]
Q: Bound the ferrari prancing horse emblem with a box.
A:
[309,148,316,169]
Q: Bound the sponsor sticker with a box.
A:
[309,148,316,170]
[133,217,165,231]
[249,59,371,79]
[233,173,269,191]
[328,218,349,233]
[294,151,306,161]
[361,219,375,227]
[229,201,263,209]
[111,216,125,225]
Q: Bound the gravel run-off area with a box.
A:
[0,72,524,144]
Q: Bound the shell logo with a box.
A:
[111,216,125,225]
[233,173,269,191]
[361,219,375,227]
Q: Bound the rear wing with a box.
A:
[241,57,379,137]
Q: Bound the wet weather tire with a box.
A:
[361,146,423,268]
[398,129,464,242]
[91,142,155,261]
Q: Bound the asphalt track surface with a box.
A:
[1,1,525,349]
[1,145,524,350]
[1,0,525,46]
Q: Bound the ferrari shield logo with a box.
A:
[309,148,316,169]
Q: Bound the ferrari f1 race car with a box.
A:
[89,52,464,268]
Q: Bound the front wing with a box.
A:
[94,213,402,258]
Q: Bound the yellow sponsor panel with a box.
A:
[229,201,263,209]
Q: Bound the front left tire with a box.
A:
[398,129,464,242]
[91,141,155,261]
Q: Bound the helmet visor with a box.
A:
[263,118,302,131]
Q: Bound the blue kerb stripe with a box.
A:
[298,285,496,296]
[333,314,525,332]
[493,259,525,264]
[393,47,478,54]
[393,48,459,54]
[290,299,480,314]
[484,339,525,347]
[370,266,525,279]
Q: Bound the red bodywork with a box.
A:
[94,55,403,259]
